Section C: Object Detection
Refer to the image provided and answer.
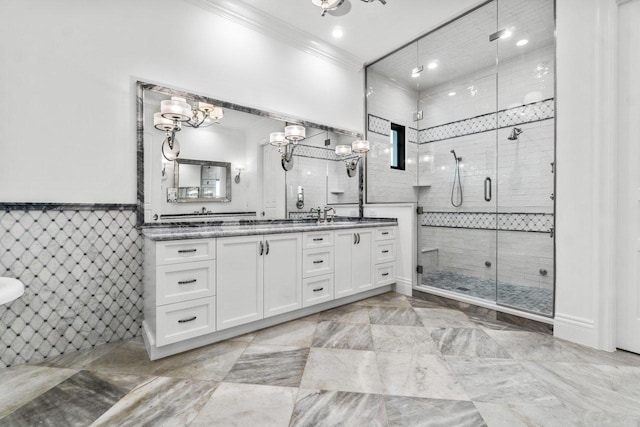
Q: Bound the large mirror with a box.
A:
[137,82,363,225]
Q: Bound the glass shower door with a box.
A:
[416,1,499,303]
[495,0,555,316]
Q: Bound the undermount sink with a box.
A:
[0,278,24,305]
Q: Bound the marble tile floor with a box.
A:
[1,292,639,426]
[423,270,554,316]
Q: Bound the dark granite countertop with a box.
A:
[141,217,398,241]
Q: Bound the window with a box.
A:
[390,123,406,170]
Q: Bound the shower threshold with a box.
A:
[421,270,553,318]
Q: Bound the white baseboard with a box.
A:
[393,277,412,296]
[554,312,598,349]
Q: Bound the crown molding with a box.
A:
[184,0,365,71]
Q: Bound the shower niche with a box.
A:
[365,0,555,317]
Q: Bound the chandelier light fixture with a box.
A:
[312,0,385,17]
[270,125,307,171]
[155,96,224,161]
[335,140,370,177]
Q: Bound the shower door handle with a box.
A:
[484,177,492,202]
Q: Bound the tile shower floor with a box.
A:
[1,292,639,426]
[423,270,554,315]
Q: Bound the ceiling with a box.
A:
[190,0,485,66]
[370,0,555,91]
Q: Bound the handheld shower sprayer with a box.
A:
[450,149,463,207]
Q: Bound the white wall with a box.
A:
[366,70,419,203]
[0,0,364,204]
[555,0,618,350]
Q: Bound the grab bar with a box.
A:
[484,177,492,202]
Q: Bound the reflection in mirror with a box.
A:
[138,82,363,224]
[173,159,231,202]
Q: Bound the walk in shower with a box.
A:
[365,0,555,317]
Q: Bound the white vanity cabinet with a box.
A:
[373,226,397,287]
[144,238,217,347]
[335,228,375,298]
[215,235,264,330]
[142,223,398,360]
[216,233,303,330]
[302,230,335,307]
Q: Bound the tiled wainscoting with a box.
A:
[0,204,143,368]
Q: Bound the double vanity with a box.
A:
[141,218,398,359]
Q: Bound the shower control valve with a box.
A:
[485,261,492,268]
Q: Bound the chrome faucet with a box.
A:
[309,207,322,221]
[323,207,336,223]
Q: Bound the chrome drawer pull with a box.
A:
[313,260,324,264]
[178,316,197,323]
[313,238,324,241]
[178,249,197,254]
[382,273,390,277]
[178,279,197,285]
[382,232,389,235]
[382,250,389,253]
[313,287,324,292]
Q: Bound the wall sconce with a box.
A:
[335,140,370,177]
[154,113,181,161]
[161,158,172,180]
[270,125,306,171]
[234,166,244,184]
[155,96,224,161]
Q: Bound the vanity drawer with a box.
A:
[156,239,216,265]
[303,247,334,278]
[375,262,396,287]
[376,227,396,241]
[303,274,334,307]
[303,231,334,249]
[156,261,216,306]
[374,240,396,264]
[156,296,216,347]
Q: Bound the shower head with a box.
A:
[450,149,461,161]
[508,127,523,141]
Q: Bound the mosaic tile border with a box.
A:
[0,203,137,212]
[420,98,555,143]
[368,99,555,144]
[0,205,143,368]
[367,115,417,144]
[293,144,358,162]
[421,211,554,233]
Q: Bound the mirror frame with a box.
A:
[173,159,232,203]
[136,81,364,226]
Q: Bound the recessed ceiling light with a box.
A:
[411,65,424,78]
[516,39,528,46]
[332,27,344,38]
[427,62,438,70]
[448,92,456,96]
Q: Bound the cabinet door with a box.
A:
[263,233,303,318]
[353,229,374,292]
[335,230,356,298]
[216,235,264,330]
